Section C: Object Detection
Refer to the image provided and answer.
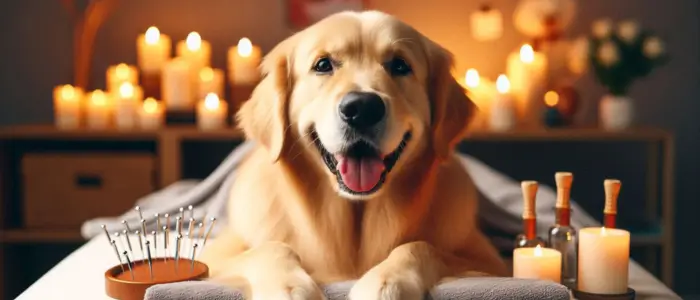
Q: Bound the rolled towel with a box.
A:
[144,277,572,300]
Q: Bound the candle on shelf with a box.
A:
[136,26,172,74]
[86,89,112,129]
[106,63,139,95]
[463,68,495,130]
[489,74,516,131]
[162,57,193,110]
[506,44,548,127]
[227,37,262,85]
[138,97,164,130]
[578,227,630,294]
[543,90,564,128]
[198,67,224,100]
[176,32,211,81]
[53,84,84,129]
[197,93,228,130]
[513,245,562,283]
[114,82,143,129]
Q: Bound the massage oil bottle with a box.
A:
[547,172,577,288]
[514,181,546,248]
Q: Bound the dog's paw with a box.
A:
[348,267,425,300]
[249,269,326,300]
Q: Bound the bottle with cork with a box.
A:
[604,179,622,228]
[547,172,577,288]
[514,181,547,248]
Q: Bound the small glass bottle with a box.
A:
[515,181,547,248]
[548,172,577,288]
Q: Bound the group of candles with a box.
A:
[463,43,550,131]
[512,173,631,295]
[54,26,263,131]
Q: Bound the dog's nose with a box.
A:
[338,92,386,129]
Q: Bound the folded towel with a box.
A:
[144,278,573,300]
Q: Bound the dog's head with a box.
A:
[238,11,476,200]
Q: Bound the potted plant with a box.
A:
[568,19,668,130]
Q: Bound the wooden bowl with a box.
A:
[105,258,209,300]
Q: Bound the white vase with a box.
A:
[599,95,634,130]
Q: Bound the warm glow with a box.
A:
[465,68,480,88]
[143,97,159,113]
[90,90,107,106]
[119,82,134,98]
[520,44,535,64]
[186,32,202,51]
[200,67,214,82]
[204,93,220,110]
[544,91,559,107]
[60,85,76,99]
[534,245,543,257]
[601,226,608,236]
[496,74,510,94]
[145,26,160,44]
[115,64,130,79]
[237,38,253,57]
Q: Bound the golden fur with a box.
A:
[200,10,508,299]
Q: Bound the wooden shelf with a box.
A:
[0,229,84,243]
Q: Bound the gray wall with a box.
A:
[0,0,698,295]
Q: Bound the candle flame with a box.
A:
[534,245,543,257]
[90,90,107,106]
[143,97,159,113]
[204,93,220,110]
[61,85,76,99]
[520,44,535,64]
[465,69,480,88]
[119,82,134,98]
[237,38,253,57]
[186,32,202,51]
[115,64,130,79]
[496,74,510,94]
[145,26,160,44]
[544,91,559,107]
[200,67,214,82]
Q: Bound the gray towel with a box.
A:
[144,278,573,300]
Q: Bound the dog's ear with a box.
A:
[236,37,295,162]
[425,40,477,162]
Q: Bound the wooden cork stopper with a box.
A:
[555,172,573,209]
[604,179,621,214]
[521,181,538,219]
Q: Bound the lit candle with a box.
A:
[196,93,228,130]
[53,84,84,129]
[513,245,562,283]
[198,67,224,100]
[176,31,211,75]
[578,227,630,294]
[114,82,143,129]
[489,75,516,131]
[86,89,112,129]
[161,57,193,110]
[138,97,164,130]
[463,69,491,130]
[136,26,172,74]
[543,90,564,127]
[506,44,548,126]
[106,63,139,95]
[227,37,262,85]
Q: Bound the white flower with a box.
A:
[592,18,613,39]
[567,37,590,74]
[643,36,665,59]
[617,20,640,44]
[597,41,619,67]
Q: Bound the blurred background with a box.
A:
[0,0,697,299]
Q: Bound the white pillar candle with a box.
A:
[197,93,228,130]
[85,89,112,129]
[137,26,172,74]
[489,74,516,131]
[106,63,139,94]
[53,84,84,129]
[198,67,224,100]
[506,44,548,125]
[227,37,262,85]
[138,97,164,130]
[162,57,193,110]
[463,69,496,130]
[513,245,562,283]
[114,82,143,130]
[176,32,211,87]
[578,227,630,294]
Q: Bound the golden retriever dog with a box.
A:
[200,10,508,299]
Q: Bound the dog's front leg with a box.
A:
[205,241,325,300]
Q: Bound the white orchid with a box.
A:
[592,18,613,39]
[617,20,640,44]
[643,36,665,59]
[597,41,619,67]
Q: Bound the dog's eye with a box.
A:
[313,57,334,74]
[386,57,412,76]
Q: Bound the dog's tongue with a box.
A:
[336,155,385,193]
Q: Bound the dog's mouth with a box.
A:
[311,130,412,196]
